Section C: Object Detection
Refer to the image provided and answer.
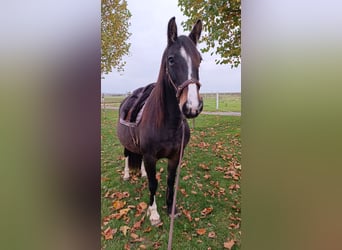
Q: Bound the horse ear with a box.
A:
[189,20,202,45]
[168,17,177,45]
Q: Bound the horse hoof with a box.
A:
[169,211,181,219]
[150,218,161,226]
[123,176,130,181]
[147,207,161,226]
[168,207,181,218]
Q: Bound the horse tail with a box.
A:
[124,148,142,170]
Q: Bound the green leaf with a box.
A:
[179,0,241,67]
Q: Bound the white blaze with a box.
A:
[180,47,192,80]
[180,47,199,110]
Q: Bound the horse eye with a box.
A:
[168,56,175,65]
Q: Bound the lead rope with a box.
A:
[168,120,185,250]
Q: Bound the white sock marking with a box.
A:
[141,161,147,177]
[123,157,129,180]
[148,196,160,225]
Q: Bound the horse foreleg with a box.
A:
[144,156,160,226]
[166,158,181,217]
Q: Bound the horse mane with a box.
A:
[144,52,167,128]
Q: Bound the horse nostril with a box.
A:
[182,101,202,118]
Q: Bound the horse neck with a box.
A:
[163,78,182,122]
[147,76,182,128]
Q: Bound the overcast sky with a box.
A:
[101,0,241,94]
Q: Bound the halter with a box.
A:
[166,66,201,100]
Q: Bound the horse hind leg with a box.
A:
[123,158,146,180]
[140,161,147,178]
[123,148,143,181]
[123,155,130,181]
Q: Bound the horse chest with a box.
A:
[139,126,188,157]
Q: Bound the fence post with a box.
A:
[216,92,219,110]
[102,93,106,117]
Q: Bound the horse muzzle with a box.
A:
[182,96,203,118]
[177,80,203,119]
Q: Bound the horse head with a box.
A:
[164,17,203,119]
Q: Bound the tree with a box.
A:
[101,0,131,75]
[178,0,241,67]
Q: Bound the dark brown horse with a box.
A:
[117,17,203,225]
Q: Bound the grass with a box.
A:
[101,109,241,249]
[102,93,241,113]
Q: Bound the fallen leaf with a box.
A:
[132,219,142,230]
[136,202,148,217]
[113,200,126,210]
[201,207,213,216]
[183,175,191,181]
[229,184,240,190]
[155,222,163,227]
[120,225,131,236]
[153,242,161,249]
[138,202,147,210]
[196,228,206,235]
[203,174,211,180]
[199,163,210,170]
[182,209,192,222]
[233,175,240,181]
[111,191,130,199]
[102,226,117,240]
[130,233,139,240]
[110,212,122,220]
[224,239,235,249]
[234,163,241,170]
[210,181,220,188]
[229,223,240,229]
[180,188,188,197]
[139,245,147,249]
[143,226,152,233]
[156,172,161,181]
[215,166,225,172]
[119,208,130,216]
[101,177,110,182]
[208,231,216,238]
